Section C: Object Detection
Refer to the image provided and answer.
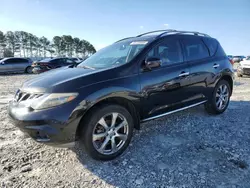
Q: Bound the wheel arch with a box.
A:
[75,96,141,140]
[220,74,233,95]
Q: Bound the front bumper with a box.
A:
[8,100,81,147]
[237,67,250,75]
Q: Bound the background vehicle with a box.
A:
[32,57,77,73]
[243,56,249,61]
[233,56,244,63]
[9,30,234,160]
[227,55,233,60]
[237,56,250,77]
[0,57,33,73]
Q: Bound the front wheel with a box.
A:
[79,104,134,160]
[205,80,231,115]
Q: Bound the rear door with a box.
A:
[15,58,30,71]
[180,36,218,101]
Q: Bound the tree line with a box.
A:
[0,30,96,58]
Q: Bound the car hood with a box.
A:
[22,67,102,93]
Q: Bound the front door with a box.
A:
[140,38,192,119]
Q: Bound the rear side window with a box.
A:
[17,58,29,63]
[182,37,209,61]
[203,38,218,56]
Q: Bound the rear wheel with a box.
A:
[79,104,134,160]
[25,66,33,74]
[205,80,231,114]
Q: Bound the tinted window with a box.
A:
[182,37,209,61]
[203,38,218,56]
[40,58,53,62]
[4,58,27,63]
[146,39,183,66]
[51,58,64,63]
[66,59,75,63]
[4,59,14,64]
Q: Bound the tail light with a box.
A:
[229,59,234,65]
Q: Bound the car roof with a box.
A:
[0,57,28,61]
[115,29,211,43]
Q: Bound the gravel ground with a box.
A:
[0,70,250,188]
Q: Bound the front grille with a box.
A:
[15,91,43,102]
[243,68,250,71]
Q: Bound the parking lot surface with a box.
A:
[0,73,250,188]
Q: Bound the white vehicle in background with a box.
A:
[237,56,250,77]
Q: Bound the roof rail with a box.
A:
[176,31,210,37]
[136,29,177,37]
[159,30,210,38]
[114,30,210,43]
[115,37,135,43]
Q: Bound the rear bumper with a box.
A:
[32,66,50,74]
[8,100,81,147]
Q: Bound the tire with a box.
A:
[25,66,33,74]
[79,104,134,160]
[205,80,231,115]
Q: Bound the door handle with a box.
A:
[213,64,220,68]
[179,72,189,77]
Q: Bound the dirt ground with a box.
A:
[0,70,250,188]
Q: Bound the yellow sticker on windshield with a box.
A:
[130,41,148,45]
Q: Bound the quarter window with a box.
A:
[182,38,209,61]
[203,38,218,56]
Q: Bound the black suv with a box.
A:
[8,30,234,160]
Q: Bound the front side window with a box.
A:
[182,37,209,61]
[146,39,183,66]
[78,39,149,69]
[4,59,14,64]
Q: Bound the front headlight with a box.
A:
[30,93,78,110]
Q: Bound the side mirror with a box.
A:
[0,61,5,65]
[144,57,162,70]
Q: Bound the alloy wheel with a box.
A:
[92,112,129,155]
[215,84,229,110]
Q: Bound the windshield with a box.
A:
[246,56,250,60]
[77,40,148,69]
